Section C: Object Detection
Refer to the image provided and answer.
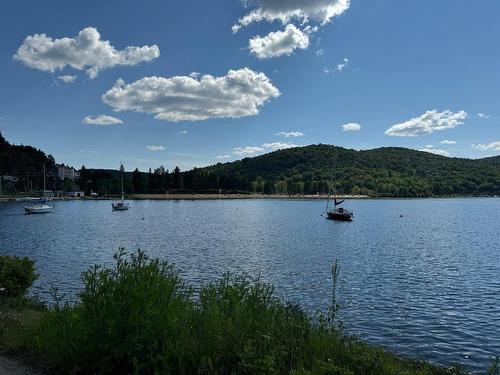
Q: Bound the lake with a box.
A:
[1,198,499,372]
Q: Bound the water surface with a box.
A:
[1,198,499,372]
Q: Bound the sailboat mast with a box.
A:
[43,163,46,197]
[120,163,124,201]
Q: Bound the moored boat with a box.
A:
[112,163,129,211]
[24,203,54,214]
[24,164,54,214]
[326,196,353,221]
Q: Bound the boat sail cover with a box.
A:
[334,197,345,206]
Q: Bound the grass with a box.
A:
[0,250,475,374]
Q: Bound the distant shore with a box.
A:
[2,194,499,203]
[128,193,370,200]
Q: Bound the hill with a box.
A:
[182,145,500,197]
[0,132,56,192]
[2,132,499,197]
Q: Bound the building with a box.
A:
[57,164,80,181]
[2,175,19,182]
[65,191,85,198]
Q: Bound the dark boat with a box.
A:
[326,196,353,221]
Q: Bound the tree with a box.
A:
[172,166,183,190]
[132,168,144,193]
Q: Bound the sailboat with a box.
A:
[326,195,353,221]
[24,164,55,214]
[324,164,353,221]
[112,163,129,211]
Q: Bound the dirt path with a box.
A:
[0,355,44,375]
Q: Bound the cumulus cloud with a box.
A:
[146,145,165,151]
[82,115,123,125]
[233,0,350,31]
[385,110,468,137]
[233,141,299,156]
[215,154,231,159]
[477,112,490,119]
[472,141,500,151]
[440,140,456,145]
[14,27,160,78]
[275,131,304,137]
[418,147,450,156]
[342,122,361,132]
[249,24,309,59]
[57,75,77,83]
[262,141,299,151]
[233,146,265,156]
[102,68,280,122]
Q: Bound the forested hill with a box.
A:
[182,145,500,197]
[0,131,55,176]
[2,132,499,197]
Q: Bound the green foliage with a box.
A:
[488,357,499,375]
[0,131,57,194]
[0,255,38,297]
[24,250,459,375]
[190,145,500,197]
[77,144,500,197]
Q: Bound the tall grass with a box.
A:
[23,250,462,374]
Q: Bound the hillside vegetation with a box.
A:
[182,145,500,197]
[0,132,56,192]
[2,131,499,197]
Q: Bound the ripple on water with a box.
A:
[1,198,500,372]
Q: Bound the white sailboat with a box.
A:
[24,164,55,214]
[112,163,129,211]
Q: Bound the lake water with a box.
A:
[1,198,499,372]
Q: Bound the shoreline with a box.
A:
[2,194,498,203]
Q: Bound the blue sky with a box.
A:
[0,0,499,171]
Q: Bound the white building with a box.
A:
[57,164,80,181]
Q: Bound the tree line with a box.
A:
[77,145,500,197]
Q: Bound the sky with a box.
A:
[0,0,499,171]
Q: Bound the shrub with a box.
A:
[0,255,37,297]
[27,250,461,375]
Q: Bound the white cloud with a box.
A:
[316,48,325,57]
[275,131,304,137]
[249,24,310,59]
[418,147,450,156]
[82,115,123,125]
[102,68,280,122]
[233,141,299,156]
[233,0,350,31]
[14,27,160,78]
[233,146,265,156]
[472,141,500,151]
[262,141,299,151]
[146,145,165,151]
[385,110,468,137]
[57,75,76,83]
[478,112,490,119]
[342,122,361,132]
[215,154,231,159]
[336,57,349,71]
[179,130,188,134]
[440,139,456,145]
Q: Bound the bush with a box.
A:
[0,255,37,297]
[27,250,458,375]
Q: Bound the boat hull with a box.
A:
[24,205,54,214]
[326,211,353,221]
[112,203,129,211]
